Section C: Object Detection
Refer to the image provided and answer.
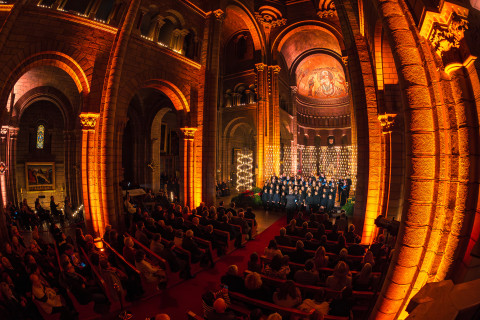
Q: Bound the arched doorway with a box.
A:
[121,88,182,201]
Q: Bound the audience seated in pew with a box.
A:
[264,240,283,259]
[264,254,290,280]
[326,261,352,292]
[247,252,263,274]
[272,280,302,308]
[244,272,273,302]
[135,250,167,289]
[221,265,245,293]
[294,259,320,285]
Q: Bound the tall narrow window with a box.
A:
[36,125,45,149]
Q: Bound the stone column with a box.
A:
[378,114,397,219]
[255,63,267,186]
[181,127,197,209]
[290,86,298,176]
[202,9,224,205]
[5,127,18,205]
[269,65,281,176]
[79,113,100,236]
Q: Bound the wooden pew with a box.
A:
[260,255,381,278]
[244,270,375,303]
[229,291,352,320]
[214,229,236,253]
[124,233,183,287]
[187,311,204,320]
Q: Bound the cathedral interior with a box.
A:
[0,0,480,319]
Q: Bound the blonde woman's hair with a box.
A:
[244,272,262,290]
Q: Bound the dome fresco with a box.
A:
[296,53,348,104]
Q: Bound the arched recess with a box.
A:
[221,117,256,185]
[225,1,266,58]
[2,60,83,216]
[0,51,90,109]
[271,22,345,65]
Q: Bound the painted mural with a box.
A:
[296,54,348,102]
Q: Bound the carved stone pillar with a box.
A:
[290,86,298,176]
[378,113,397,220]
[181,127,197,209]
[2,126,19,205]
[79,113,100,236]
[202,9,224,205]
[255,63,267,186]
[269,65,281,177]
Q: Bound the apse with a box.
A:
[277,28,357,194]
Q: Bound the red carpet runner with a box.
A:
[126,215,287,319]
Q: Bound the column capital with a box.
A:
[378,113,397,134]
[255,63,266,72]
[212,9,225,21]
[270,65,281,73]
[79,113,100,131]
[1,126,19,137]
[181,127,198,140]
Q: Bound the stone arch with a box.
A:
[12,86,75,130]
[0,51,90,110]
[142,79,190,112]
[225,1,266,57]
[271,22,345,65]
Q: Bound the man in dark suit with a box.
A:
[190,217,205,238]
[244,207,257,226]
[289,240,310,264]
[219,216,242,247]
[230,211,251,239]
[183,229,213,266]
[294,259,320,285]
[275,227,292,246]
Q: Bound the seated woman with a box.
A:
[122,237,136,266]
[326,261,352,292]
[244,272,273,302]
[289,240,310,264]
[264,240,282,259]
[353,263,375,291]
[30,274,71,319]
[264,254,290,280]
[313,246,329,270]
[272,280,302,308]
[220,265,245,293]
[247,252,262,274]
[285,219,297,235]
[135,250,167,289]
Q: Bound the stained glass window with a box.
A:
[36,125,45,149]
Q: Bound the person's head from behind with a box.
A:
[305,259,315,272]
[339,248,348,259]
[305,232,313,241]
[227,265,238,276]
[279,227,286,237]
[270,254,283,271]
[124,237,134,248]
[349,224,355,233]
[249,252,259,264]
[213,298,227,314]
[268,239,278,250]
[266,312,282,320]
[154,314,170,320]
[334,261,349,279]
[245,272,262,290]
[186,230,194,239]
[360,263,372,278]
[296,240,304,250]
